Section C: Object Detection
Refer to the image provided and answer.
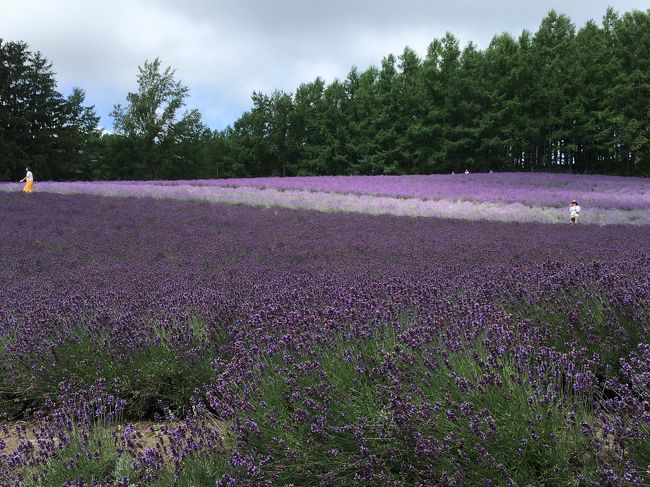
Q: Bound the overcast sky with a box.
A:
[2,1,647,131]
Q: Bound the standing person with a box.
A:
[569,199,580,224]
[19,166,34,193]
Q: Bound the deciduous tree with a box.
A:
[111,58,204,177]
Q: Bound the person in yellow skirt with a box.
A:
[19,166,34,193]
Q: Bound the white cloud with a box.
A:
[2,0,648,129]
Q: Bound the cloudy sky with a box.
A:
[2,1,647,131]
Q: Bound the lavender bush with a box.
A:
[0,191,648,485]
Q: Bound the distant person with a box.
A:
[19,166,33,193]
[569,199,580,224]
[464,169,469,174]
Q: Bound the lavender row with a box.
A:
[1,192,649,485]
[2,180,649,225]
[106,172,650,210]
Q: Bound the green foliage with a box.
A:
[110,58,208,179]
[236,331,597,485]
[511,293,649,378]
[24,429,128,487]
[145,454,231,487]
[3,7,650,180]
[0,40,99,181]
[0,318,230,419]
[215,7,650,178]
[23,424,230,486]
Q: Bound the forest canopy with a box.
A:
[1,7,649,180]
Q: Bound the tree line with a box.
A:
[1,7,649,181]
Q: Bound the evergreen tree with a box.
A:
[0,40,98,180]
[7,6,650,180]
[605,9,650,174]
[292,78,326,174]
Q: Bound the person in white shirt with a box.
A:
[569,199,580,224]
[19,166,33,193]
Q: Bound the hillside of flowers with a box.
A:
[1,190,649,485]
[2,173,649,225]
[157,172,650,209]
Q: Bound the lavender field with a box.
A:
[3,172,650,224]
[162,172,650,210]
[0,183,649,485]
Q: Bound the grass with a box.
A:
[0,318,231,419]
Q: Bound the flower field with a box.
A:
[2,172,649,224]
[1,181,649,485]
[158,172,650,210]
